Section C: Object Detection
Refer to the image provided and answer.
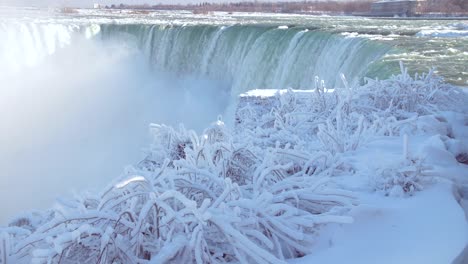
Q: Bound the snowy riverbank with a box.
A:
[1,67,467,263]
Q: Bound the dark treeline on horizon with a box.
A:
[102,0,467,15]
[104,1,373,14]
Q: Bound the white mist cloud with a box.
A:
[0,27,228,223]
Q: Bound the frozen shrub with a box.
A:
[354,63,468,119]
[147,124,197,164]
[374,157,433,197]
[317,100,369,154]
[3,66,465,263]
[2,119,355,264]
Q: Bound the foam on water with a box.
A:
[416,22,468,38]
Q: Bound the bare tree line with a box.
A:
[418,0,467,13]
[108,1,467,15]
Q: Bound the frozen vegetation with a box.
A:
[1,66,468,263]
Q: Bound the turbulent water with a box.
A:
[0,7,467,223]
[2,8,468,87]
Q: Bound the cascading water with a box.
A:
[1,22,391,92]
[98,24,391,92]
[0,22,100,74]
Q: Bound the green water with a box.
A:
[1,7,467,86]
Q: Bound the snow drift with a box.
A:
[1,66,467,263]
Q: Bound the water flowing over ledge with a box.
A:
[1,21,390,93]
[2,8,467,86]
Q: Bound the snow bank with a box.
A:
[1,66,467,263]
[290,184,467,264]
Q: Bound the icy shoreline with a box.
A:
[1,68,468,263]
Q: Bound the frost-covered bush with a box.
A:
[1,120,355,264]
[237,64,467,155]
[373,157,433,197]
[2,66,466,263]
[354,63,468,119]
[317,93,370,154]
[235,65,466,197]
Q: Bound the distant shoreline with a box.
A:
[367,16,468,20]
[95,7,468,21]
[91,7,468,20]
[92,1,467,19]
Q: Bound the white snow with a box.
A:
[1,67,467,263]
[114,176,146,189]
[240,89,332,98]
[290,184,466,264]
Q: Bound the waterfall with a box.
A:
[1,22,392,92]
[99,24,391,91]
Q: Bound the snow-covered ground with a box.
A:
[238,71,468,263]
[292,184,466,264]
[1,68,467,263]
[290,136,467,263]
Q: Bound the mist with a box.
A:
[0,28,229,224]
